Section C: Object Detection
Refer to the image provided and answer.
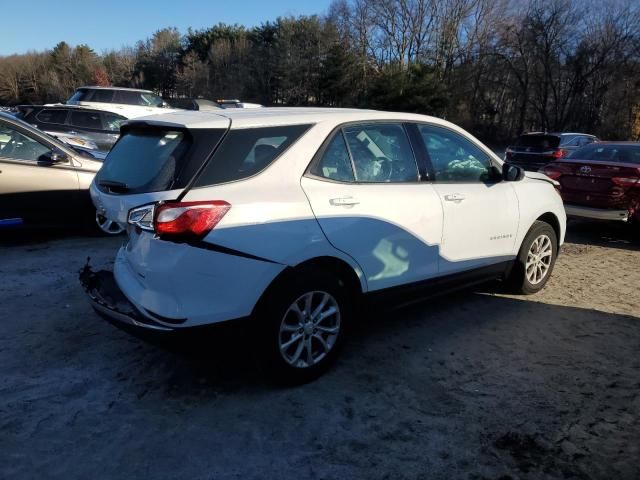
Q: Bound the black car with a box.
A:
[16,105,126,151]
[505,132,598,171]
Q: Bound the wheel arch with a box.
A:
[536,212,562,248]
[252,255,364,316]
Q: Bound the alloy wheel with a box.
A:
[95,211,125,235]
[525,234,553,285]
[278,291,341,368]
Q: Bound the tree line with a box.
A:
[1,0,639,143]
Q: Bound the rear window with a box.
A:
[567,144,640,164]
[96,127,225,194]
[35,109,68,124]
[193,125,311,186]
[515,135,560,149]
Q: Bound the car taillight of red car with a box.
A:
[542,165,563,180]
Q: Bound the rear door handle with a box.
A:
[444,193,465,202]
[329,197,360,206]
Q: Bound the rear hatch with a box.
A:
[506,134,562,171]
[92,119,229,223]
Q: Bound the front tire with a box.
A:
[507,220,558,294]
[256,269,352,384]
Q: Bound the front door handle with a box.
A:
[444,193,465,202]
[329,197,360,207]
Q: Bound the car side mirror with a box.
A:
[503,163,524,181]
[41,148,69,164]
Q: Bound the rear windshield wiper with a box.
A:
[98,180,130,193]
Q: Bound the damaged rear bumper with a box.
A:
[79,262,175,332]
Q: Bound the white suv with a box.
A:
[82,108,566,382]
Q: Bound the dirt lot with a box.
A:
[1,220,639,480]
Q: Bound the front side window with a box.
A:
[194,125,311,186]
[311,133,355,182]
[70,111,103,130]
[35,109,68,125]
[419,124,492,182]
[343,123,418,183]
[91,89,115,103]
[0,124,50,162]
[103,113,126,132]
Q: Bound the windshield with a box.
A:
[567,144,640,164]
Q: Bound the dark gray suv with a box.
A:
[16,105,125,151]
[505,132,599,171]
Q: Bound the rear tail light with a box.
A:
[541,166,562,180]
[154,201,231,239]
[505,148,513,160]
[611,176,640,187]
[551,148,566,159]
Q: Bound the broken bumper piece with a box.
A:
[79,261,174,332]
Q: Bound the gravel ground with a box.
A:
[1,220,639,480]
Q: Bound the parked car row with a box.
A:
[13,87,263,153]
[503,131,639,226]
[505,132,599,171]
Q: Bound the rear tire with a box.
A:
[94,210,125,236]
[255,268,352,384]
[507,220,558,294]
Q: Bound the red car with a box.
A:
[541,142,640,226]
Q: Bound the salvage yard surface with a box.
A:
[1,221,639,480]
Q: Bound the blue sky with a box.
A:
[1,0,333,56]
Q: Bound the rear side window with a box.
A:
[193,125,311,186]
[515,135,561,149]
[311,133,355,182]
[343,123,418,183]
[35,109,68,125]
[70,110,103,130]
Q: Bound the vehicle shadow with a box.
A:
[565,218,639,250]
[0,226,121,247]
[83,285,639,479]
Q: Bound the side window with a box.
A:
[0,124,50,161]
[342,123,418,183]
[103,113,126,132]
[91,89,115,103]
[70,111,103,130]
[561,136,579,147]
[311,133,355,182]
[193,125,311,186]
[35,109,68,125]
[418,124,492,182]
